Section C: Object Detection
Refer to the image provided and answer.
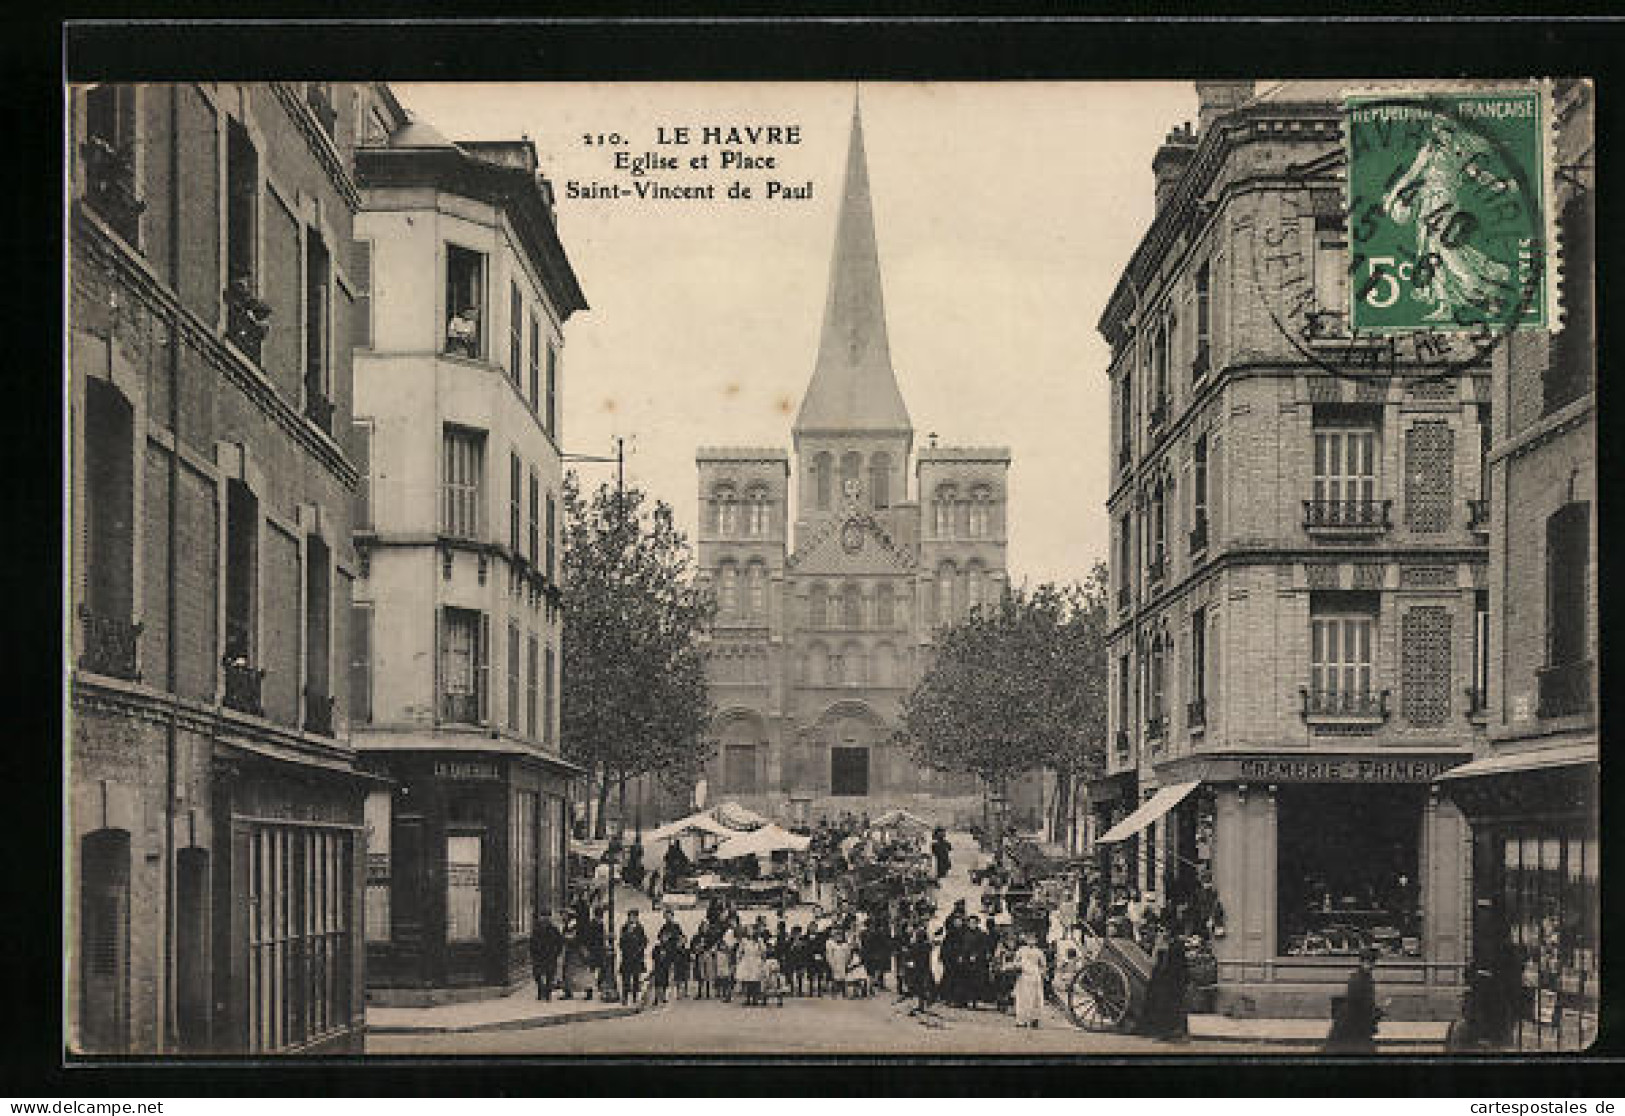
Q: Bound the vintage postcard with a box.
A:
[65,76,1596,1059]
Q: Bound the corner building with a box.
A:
[350,118,588,1003]
[694,105,1043,828]
[1094,82,1494,1019]
[69,83,387,1052]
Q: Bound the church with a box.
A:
[693,103,1044,829]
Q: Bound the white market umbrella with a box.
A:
[649,812,734,842]
[712,800,771,831]
[874,808,931,832]
[715,823,812,860]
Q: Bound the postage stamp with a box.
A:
[1345,87,1551,333]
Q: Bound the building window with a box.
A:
[1545,192,1593,414]
[81,85,142,246]
[965,562,986,614]
[543,645,555,745]
[870,453,891,509]
[528,470,540,566]
[1146,631,1167,738]
[1470,589,1489,714]
[1309,598,1378,715]
[1498,828,1599,1051]
[840,451,862,497]
[352,421,373,531]
[78,829,131,1053]
[506,622,521,732]
[1117,515,1133,610]
[831,746,869,797]
[1314,231,1349,333]
[968,486,991,538]
[304,226,333,431]
[446,833,482,943]
[528,314,541,414]
[245,824,354,1052]
[509,282,524,385]
[745,485,769,537]
[545,492,557,583]
[935,561,958,626]
[1194,261,1211,378]
[715,486,738,536]
[843,643,866,687]
[303,535,332,735]
[526,634,539,739]
[1278,785,1422,959]
[224,118,262,348]
[719,563,739,618]
[222,478,259,666]
[813,452,832,510]
[1191,434,1209,552]
[1189,607,1207,727]
[934,486,957,539]
[747,561,767,618]
[510,790,538,937]
[1119,365,1134,463]
[509,453,522,556]
[445,245,484,357]
[1117,652,1132,751]
[808,584,829,629]
[876,583,895,628]
[1540,502,1591,717]
[841,582,862,628]
[545,344,558,439]
[1148,481,1167,581]
[349,602,372,726]
[441,427,484,540]
[439,607,487,724]
[363,792,391,943]
[1312,424,1378,526]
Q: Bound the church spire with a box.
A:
[793,96,913,439]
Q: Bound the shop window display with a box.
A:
[1277,785,1423,959]
[1501,830,1598,1051]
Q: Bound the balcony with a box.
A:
[1536,660,1592,719]
[1191,341,1210,383]
[1147,548,1167,587]
[222,657,266,717]
[77,606,142,681]
[304,390,335,435]
[1187,697,1206,730]
[1303,498,1392,537]
[304,690,336,737]
[81,136,145,246]
[441,691,481,725]
[1188,514,1209,556]
[223,279,272,364]
[1148,394,1169,434]
[1467,498,1490,536]
[1464,685,1488,719]
[1300,687,1390,723]
[1117,584,1132,614]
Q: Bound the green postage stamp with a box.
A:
[1345,87,1551,333]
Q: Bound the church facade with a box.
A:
[693,105,1043,829]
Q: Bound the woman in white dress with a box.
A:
[1013,930,1048,1028]
[735,929,766,1006]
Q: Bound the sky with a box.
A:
[393,82,1198,587]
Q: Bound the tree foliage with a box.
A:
[899,563,1110,790]
[560,473,715,798]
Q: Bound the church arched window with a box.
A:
[806,641,828,687]
[813,452,832,510]
[935,560,958,626]
[968,485,992,537]
[869,452,892,509]
[873,643,895,688]
[745,484,770,537]
[718,561,739,618]
[746,561,767,618]
[875,582,895,628]
[840,451,862,497]
[934,485,958,538]
[842,641,866,687]
[827,646,843,687]
[714,483,737,536]
[808,583,829,629]
[965,560,986,614]
[841,582,862,628]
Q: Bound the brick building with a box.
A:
[1436,80,1597,1051]
[69,83,388,1052]
[349,115,587,1003]
[1091,82,1499,1019]
[690,103,1044,829]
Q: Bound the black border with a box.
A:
[17,9,1625,1098]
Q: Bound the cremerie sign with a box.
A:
[1231,757,1455,783]
[434,759,502,781]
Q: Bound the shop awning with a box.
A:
[1097,780,1200,844]
[1434,742,1596,781]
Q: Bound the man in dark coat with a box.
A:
[932,827,953,880]
[961,915,993,1008]
[1140,926,1190,1040]
[940,911,967,1006]
[529,910,565,1001]
[1324,947,1381,1052]
[618,910,649,1004]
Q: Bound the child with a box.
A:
[762,955,787,1006]
[650,939,673,1006]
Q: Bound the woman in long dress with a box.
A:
[735,930,766,1006]
[1012,931,1048,1028]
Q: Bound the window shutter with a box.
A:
[476,612,491,724]
[350,240,372,348]
[349,604,371,725]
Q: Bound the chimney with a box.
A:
[1152,122,1198,211]
[1195,81,1256,134]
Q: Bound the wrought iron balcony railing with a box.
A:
[222,657,266,717]
[1187,697,1207,729]
[223,280,272,363]
[441,691,481,725]
[1467,498,1490,534]
[81,136,145,245]
[1303,498,1392,534]
[304,690,336,737]
[78,606,142,681]
[1300,687,1390,721]
[1536,660,1592,719]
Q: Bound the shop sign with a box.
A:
[1230,757,1455,783]
[434,759,502,781]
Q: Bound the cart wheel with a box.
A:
[1067,959,1131,1031]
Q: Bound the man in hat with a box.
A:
[530,909,565,1001]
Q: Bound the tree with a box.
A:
[560,472,715,837]
[899,563,1110,849]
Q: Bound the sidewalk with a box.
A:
[1188,1014,1450,1049]
[367,985,642,1035]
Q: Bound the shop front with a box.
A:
[1437,744,1598,1052]
[1134,751,1471,1020]
[360,746,576,1006]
